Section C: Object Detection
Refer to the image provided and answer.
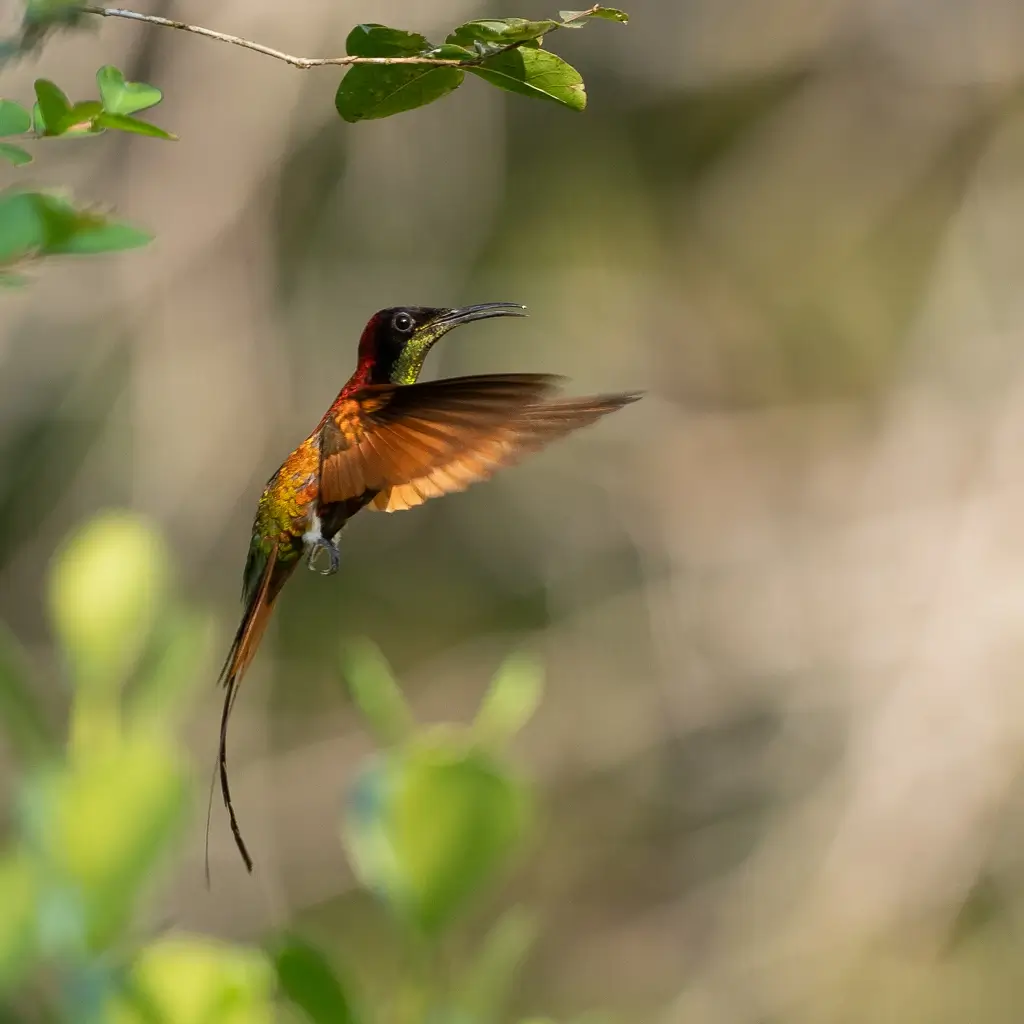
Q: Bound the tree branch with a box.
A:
[79,7,466,67]
[80,5,607,70]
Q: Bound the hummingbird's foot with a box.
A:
[306,537,340,576]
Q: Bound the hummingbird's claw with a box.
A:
[307,537,340,576]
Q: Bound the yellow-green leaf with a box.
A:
[454,907,538,1021]
[474,651,544,747]
[49,510,170,699]
[343,736,531,934]
[96,65,162,116]
[107,936,275,1024]
[94,112,176,141]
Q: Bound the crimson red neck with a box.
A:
[337,312,386,396]
[339,360,373,396]
[356,312,386,367]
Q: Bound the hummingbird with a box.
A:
[210,303,641,874]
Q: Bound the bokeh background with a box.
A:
[5,0,1024,1020]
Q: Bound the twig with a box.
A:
[80,5,605,70]
[79,7,465,67]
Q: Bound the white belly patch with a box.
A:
[302,509,324,550]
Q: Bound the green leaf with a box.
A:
[454,907,538,1022]
[468,48,586,110]
[0,190,45,263]
[559,6,629,22]
[108,937,275,1024]
[0,143,31,166]
[0,620,56,764]
[31,193,153,254]
[0,190,153,272]
[46,215,153,254]
[31,98,103,138]
[335,65,464,123]
[49,511,170,702]
[343,736,531,934]
[590,6,629,21]
[94,112,176,141]
[341,639,413,746]
[0,100,32,137]
[273,936,361,1024]
[339,19,469,124]
[345,23,431,58]
[56,100,103,135]
[447,19,559,46]
[96,65,162,115]
[33,79,70,135]
[32,101,99,137]
[474,652,543,747]
[25,190,89,251]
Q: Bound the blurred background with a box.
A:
[5,0,1024,1020]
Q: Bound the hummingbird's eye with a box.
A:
[392,312,414,333]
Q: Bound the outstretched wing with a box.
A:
[368,391,641,512]
[318,373,640,513]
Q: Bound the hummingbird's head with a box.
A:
[358,303,527,385]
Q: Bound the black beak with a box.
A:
[435,302,528,328]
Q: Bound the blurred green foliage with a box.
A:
[0,188,153,287]
[0,511,576,1023]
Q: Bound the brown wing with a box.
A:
[368,391,641,512]
[319,374,565,505]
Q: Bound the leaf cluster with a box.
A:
[0,65,173,284]
[335,8,627,122]
[1,63,174,167]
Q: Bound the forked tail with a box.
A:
[205,540,284,881]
